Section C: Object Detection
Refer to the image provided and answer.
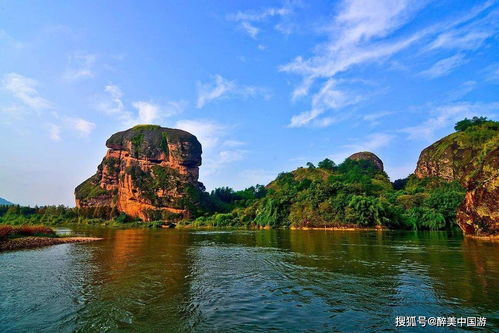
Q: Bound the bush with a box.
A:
[454,116,490,131]
[0,226,13,241]
[0,225,55,240]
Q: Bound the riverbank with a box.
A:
[290,225,387,231]
[0,236,103,252]
[466,234,499,242]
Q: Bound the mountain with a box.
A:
[415,119,498,236]
[75,125,204,221]
[0,197,13,205]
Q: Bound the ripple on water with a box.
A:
[0,229,497,332]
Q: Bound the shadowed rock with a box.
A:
[347,152,384,172]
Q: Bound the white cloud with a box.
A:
[196,75,235,108]
[400,102,499,141]
[280,0,497,128]
[229,6,292,22]
[343,132,394,151]
[97,84,180,126]
[420,54,467,78]
[67,118,95,136]
[196,74,268,108]
[132,101,160,124]
[218,149,247,164]
[240,22,259,39]
[427,4,498,51]
[49,124,61,141]
[362,111,393,126]
[385,163,415,180]
[62,53,97,81]
[174,119,247,178]
[330,132,394,164]
[99,84,124,114]
[289,109,324,128]
[223,140,246,147]
[280,0,425,126]
[175,119,226,149]
[228,4,294,38]
[280,0,422,80]
[329,133,394,165]
[2,73,52,110]
[288,79,362,127]
[446,80,476,101]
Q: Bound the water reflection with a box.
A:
[0,228,497,332]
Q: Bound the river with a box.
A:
[0,228,498,332]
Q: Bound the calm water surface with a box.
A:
[0,228,498,332]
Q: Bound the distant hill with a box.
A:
[0,197,13,205]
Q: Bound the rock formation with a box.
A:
[347,152,384,172]
[75,125,204,221]
[414,123,498,236]
[456,147,498,235]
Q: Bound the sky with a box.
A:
[1,0,498,206]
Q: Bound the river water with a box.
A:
[0,228,498,332]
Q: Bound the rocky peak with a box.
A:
[75,125,204,221]
[414,122,498,236]
[347,152,384,172]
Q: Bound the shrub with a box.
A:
[0,226,13,241]
[15,225,55,237]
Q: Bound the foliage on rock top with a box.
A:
[104,125,202,167]
[75,175,111,201]
[417,119,498,185]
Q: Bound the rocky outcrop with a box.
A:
[414,123,498,236]
[347,152,384,171]
[456,147,498,235]
[75,125,204,221]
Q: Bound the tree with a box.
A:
[393,177,408,190]
[306,162,316,169]
[318,158,336,170]
[346,195,388,226]
[454,116,488,131]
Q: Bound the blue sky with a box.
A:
[1,0,498,206]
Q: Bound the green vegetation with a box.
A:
[161,132,169,155]
[131,124,162,130]
[454,116,495,132]
[190,157,466,230]
[6,117,497,231]
[131,133,144,158]
[0,204,166,228]
[74,176,111,200]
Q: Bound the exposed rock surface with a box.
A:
[75,125,203,221]
[456,147,498,235]
[347,152,384,171]
[414,124,498,235]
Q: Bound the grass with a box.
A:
[0,225,56,241]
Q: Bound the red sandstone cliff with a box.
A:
[75,125,203,221]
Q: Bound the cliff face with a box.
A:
[75,125,203,221]
[456,147,499,235]
[414,124,499,235]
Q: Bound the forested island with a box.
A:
[1,117,497,237]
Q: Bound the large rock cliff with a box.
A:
[75,125,204,221]
[414,122,498,236]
